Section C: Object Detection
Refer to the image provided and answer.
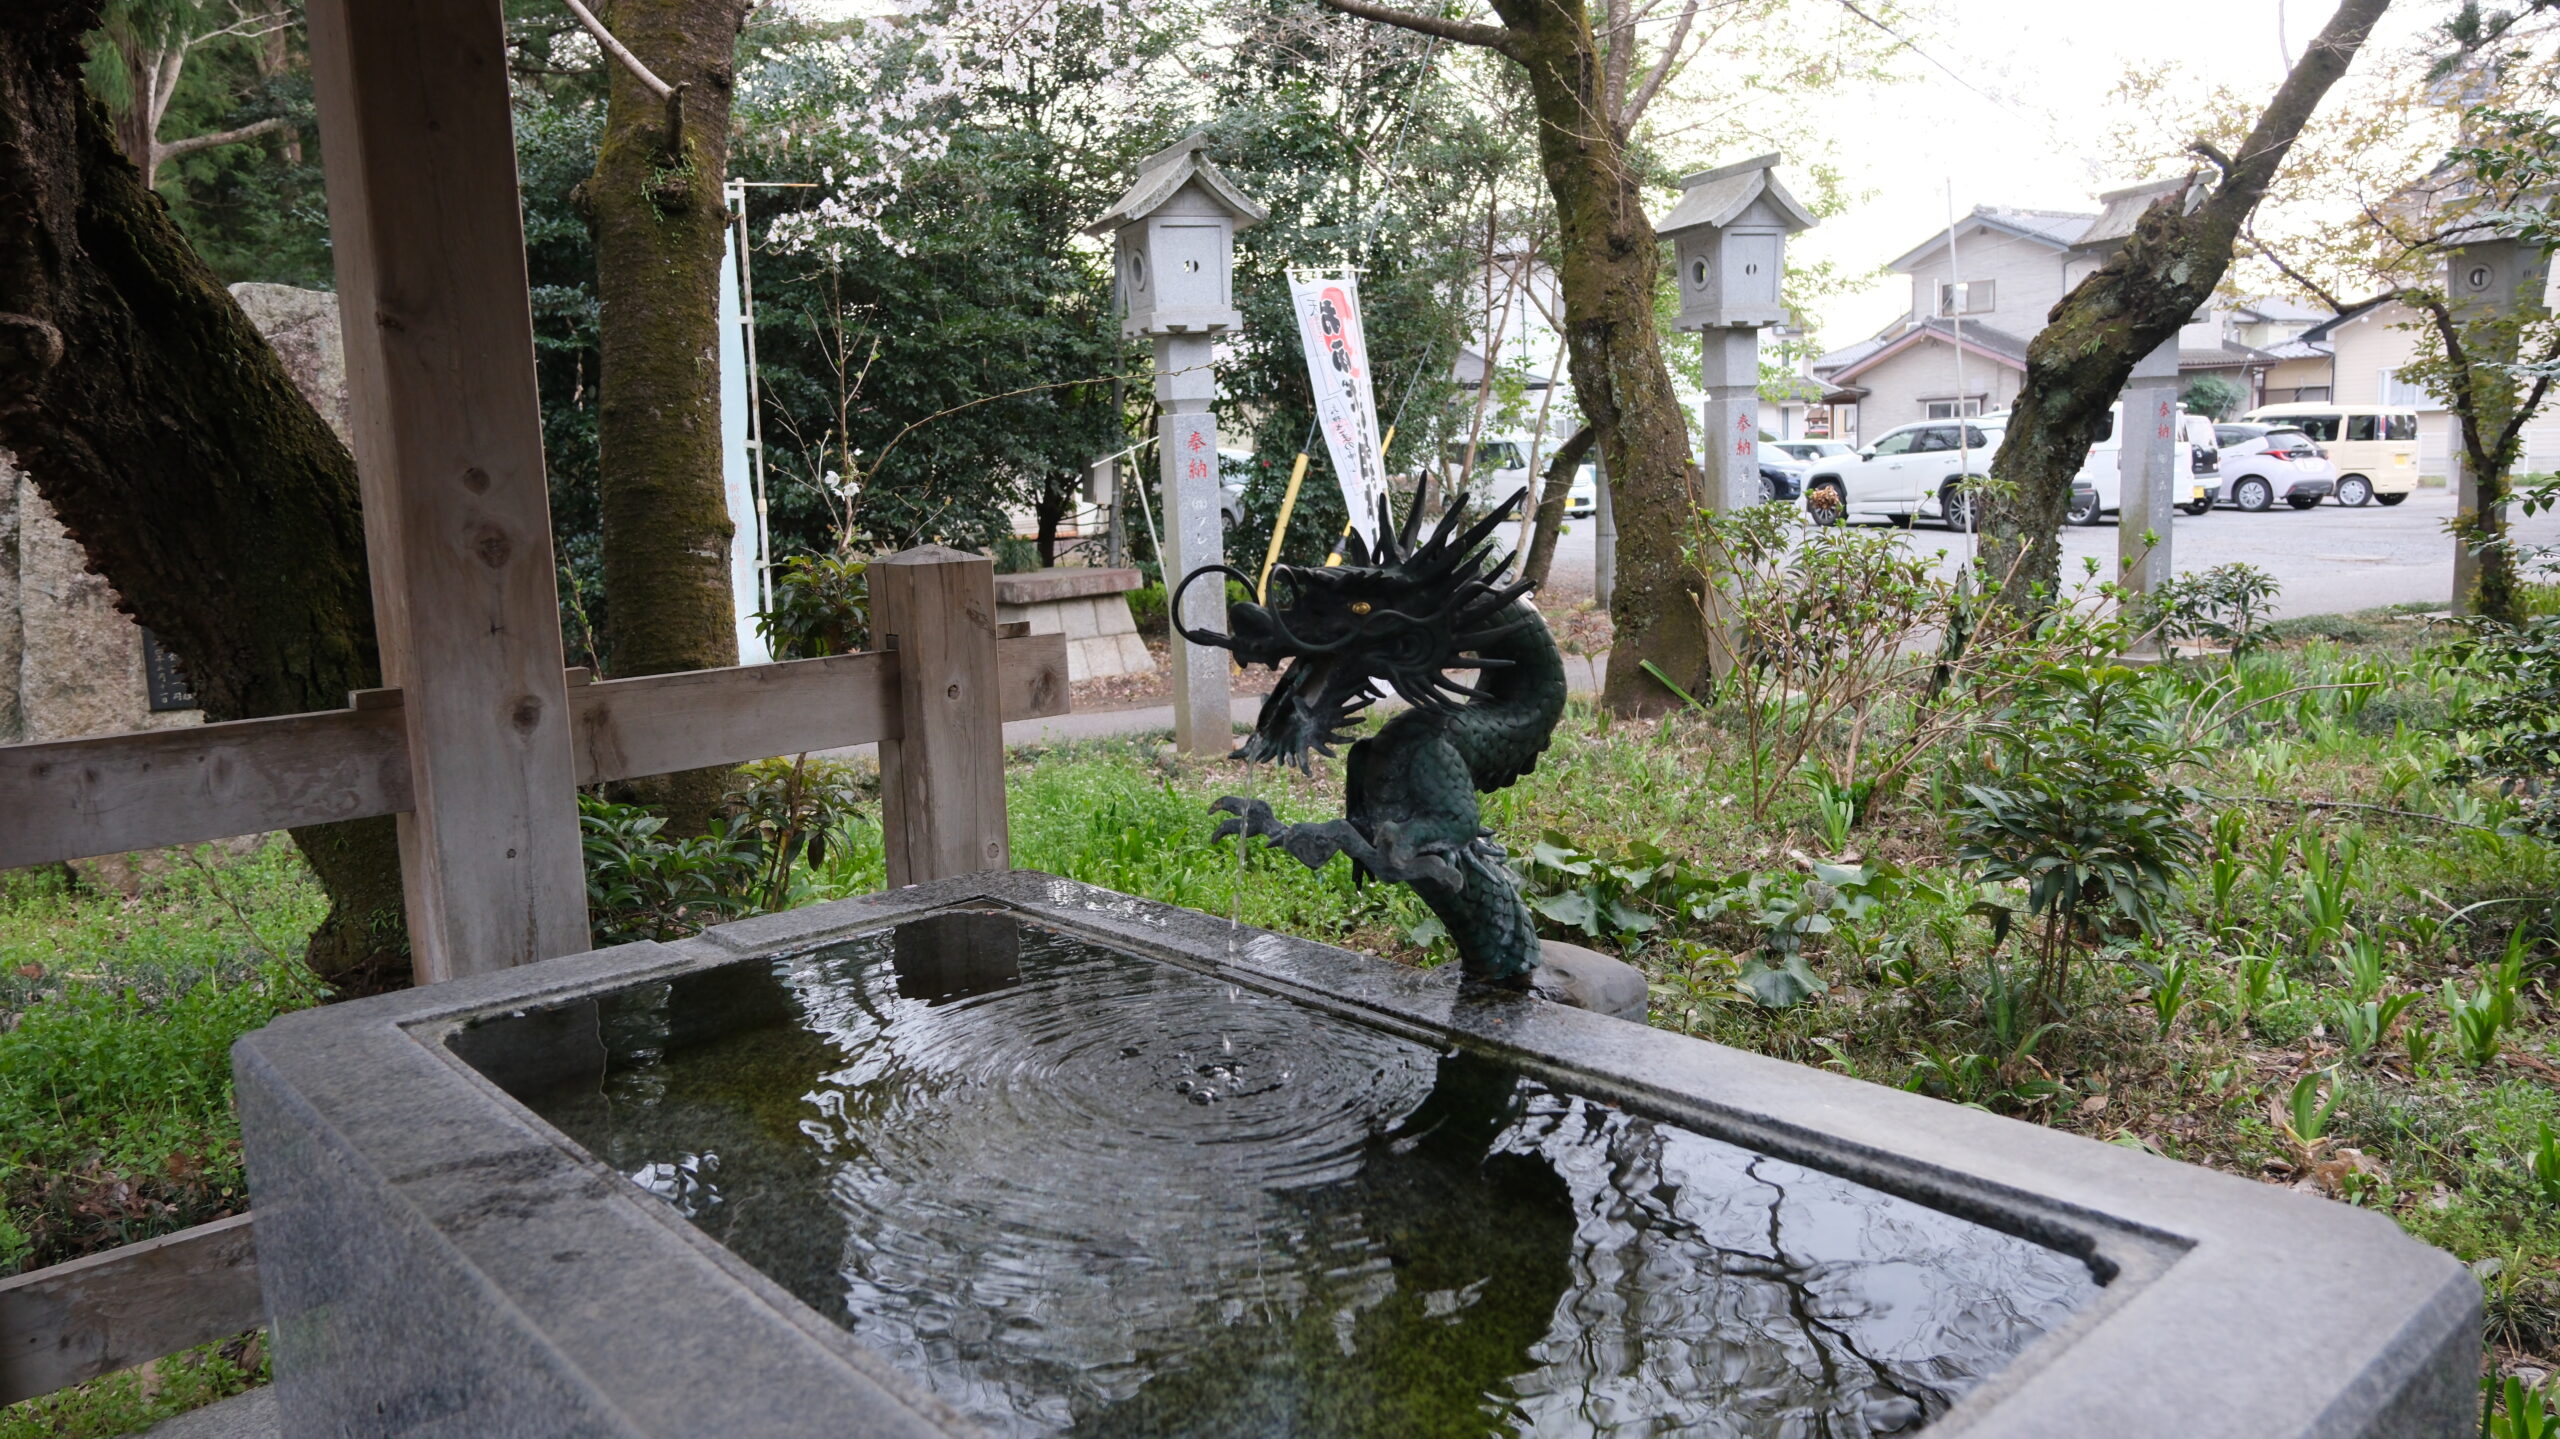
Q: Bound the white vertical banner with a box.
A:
[719,222,771,664]
[1288,271,1388,549]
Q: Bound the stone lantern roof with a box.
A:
[1084,131,1269,235]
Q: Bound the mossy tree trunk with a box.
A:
[2410,290,2552,624]
[1977,0,2391,608]
[585,0,752,831]
[1321,0,1709,715]
[0,0,408,992]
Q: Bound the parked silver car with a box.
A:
[2210,425,2337,512]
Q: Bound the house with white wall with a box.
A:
[1810,180,2350,440]
[1809,204,2100,442]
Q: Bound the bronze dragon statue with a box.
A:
[1172,491,1565,986]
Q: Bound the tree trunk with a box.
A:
[1321,0,1709,716]
[1034,472,1074,568]
[585,0,750,831]
[1978,0,2391,606]
[1522,422,1593,589]
[0,0,408,992]
[1490,0,1706,714]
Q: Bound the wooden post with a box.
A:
[306,0,589,981]
[873,546,1008,886]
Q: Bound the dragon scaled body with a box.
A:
[1174,492,1566,985]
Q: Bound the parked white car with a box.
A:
[1770,439,1854,467]
[1565,461,1598,517]
[2212,424,2338,511]
[1801,419,2002,530]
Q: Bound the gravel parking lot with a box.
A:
[1537,485,2560,619]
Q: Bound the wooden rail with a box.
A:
[0,633,1068,872]
[0,1215,261,1406]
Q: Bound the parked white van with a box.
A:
[2240,403,2419,507]
[1972,403,2212,525]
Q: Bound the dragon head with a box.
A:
[1173,490,1538,769]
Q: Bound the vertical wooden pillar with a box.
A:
[307,0,588,981]
[874,547,1008,886]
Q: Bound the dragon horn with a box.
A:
[1411,495,1524,581]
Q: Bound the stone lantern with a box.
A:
[1086,132,1267,753]
[1657,154,1816,511]
[2443,225,2553,614]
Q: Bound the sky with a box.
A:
[1789,0,2441,350]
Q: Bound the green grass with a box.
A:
[0,1337,266,1439]
[0,840,327,1277]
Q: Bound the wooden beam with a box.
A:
[0,1214,260,1406]
[0,637,1066,872]
[0,693,408,870]
[307,0,589,982]
[992,630,1068,728]
[569,653,891,787]
[874,547,1010,885]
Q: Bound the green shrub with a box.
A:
[1125,581,1167,636]
[1955,664,2205,1006]
[2441,616,2560,837]
[2148,562,2280,656]
[755,553,868,659]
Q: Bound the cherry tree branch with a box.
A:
[1316,0,1518,57]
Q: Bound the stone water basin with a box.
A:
[235,871,2476,1438]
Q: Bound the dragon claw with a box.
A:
[1209,796,1286,844]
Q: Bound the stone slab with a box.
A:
[991,566,1142,604]
[237,873,2478,1438]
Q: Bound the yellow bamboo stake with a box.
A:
[1324,424,1396,568]
[1257,452,1311,602]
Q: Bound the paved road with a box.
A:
[1537,487,2560,620]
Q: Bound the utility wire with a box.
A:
[1825,0,2040,126]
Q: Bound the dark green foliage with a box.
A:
[578,758,871,943]
[756,553,869,659]
[104,7,332,287]
[578,796,757,944]
[2178,373,2246,421]
[2443,617,2560,836]
[1955,664,2207,1002]
[515,86,611,649]
[1210,4,1520,568]
[733,6,1159,561]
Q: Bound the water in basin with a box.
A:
[475,913,2098,1437]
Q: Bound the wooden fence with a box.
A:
[1,558,1070,1404]
[5,0,1083,1409]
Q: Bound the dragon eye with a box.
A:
[1350,601,1372,615]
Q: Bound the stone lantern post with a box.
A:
[1657,154,1817,512]
[2118,335,2183,628]
[1087,133,1268,753]
[2075,180,2190,638]
[2444,233,2552,615]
